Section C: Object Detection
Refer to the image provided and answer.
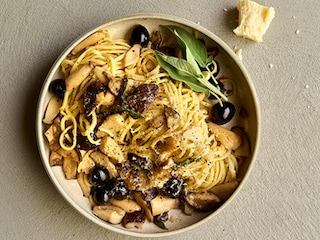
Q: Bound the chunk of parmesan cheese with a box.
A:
[233,0,275,42]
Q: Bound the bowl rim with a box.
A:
[35,13,261,238]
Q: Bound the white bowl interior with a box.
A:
[36,14,260,237]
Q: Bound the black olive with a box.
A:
[49,79,66,99]
[163,178,184,198]
[89,166,110,187]
[92,187,109,205]
[211,102,236,125]
[130,25,149,48]
[108,178,130,200]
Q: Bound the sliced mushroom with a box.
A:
[232,127,251,157]
[182,126,203,143]
[122,211,146,229]
[96,113,125,138]
[148,114,166,129]
[43,96,62,125]
[207,122,242,150]
[44,116,61,144]
[90,151,118,178]
[99,136,125,164]
[150,195,180,216]
[77,154,95,174]
[132,191,153,222]
[109,198,142,213]
[164,105,180,128]
[65,63,93,91]
[93,66,109,84]
[208,181,239,201]
[185,192,220,211]
[63,157,78,179]
[123,44,141,68]
[57,148,82,162]
[77,172,91,197]
[71,31,105,55]
[182,201,194,216]
[95,91,116,108]
[92,205,126,224]
[107,74,123,96]
[49,151,63,166]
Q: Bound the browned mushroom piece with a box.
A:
[49,151,63,166]
[185,192,221,211]
[93,205,126,224]
[63,157,78,179]
[181,201,194,216]
[208,181,239,201]
[122,211,146,229]
[106,74,123,96]
[123,44,141,69]
[109,198,141,213]
[232,127,251,157]
[150,195,180,216]
[164,105,180,129]
[42,96,62,125]
[132,191,153,222]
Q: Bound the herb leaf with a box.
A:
[153,218,168,230]
[164,25,208,68]
[155,51,210,95]
[173,157,202,171]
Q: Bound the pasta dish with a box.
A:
[43,25,249,229]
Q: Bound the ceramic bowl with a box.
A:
[36,14,260,237]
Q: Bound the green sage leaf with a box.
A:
[155,51,209,95]
[164,25,208,68]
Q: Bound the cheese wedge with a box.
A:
[233,0,275,42]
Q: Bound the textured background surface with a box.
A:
[1,0,319,239]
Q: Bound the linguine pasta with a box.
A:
[57,29,238,192]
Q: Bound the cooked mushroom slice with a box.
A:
[93,205,126,224]
[182,201,194,216]
[77,153,95,174]
[182,126,203,143]
[71,31,105,55]
[77,172,91,197]
[96,113,125,138]
[208,181,239,201]
[132,191,153,222]
[123,44,141,69]
[109,198,141,213]
[122,211,146,229]
[232,127,251,157]
[107,74,123,96]
[57,148,82,162]
[49,151,63,166]
[43,96,62,125]
[164,105,180,129]
[93,66,109,83]
[63,157,78,179]
[150,195,180,216]
[207,122,242,150]
[185,192,221,211]
[99,136,125,164]
[65,63,94,91]
[148,114,166,129]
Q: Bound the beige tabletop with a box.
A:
[1,0,319,239]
